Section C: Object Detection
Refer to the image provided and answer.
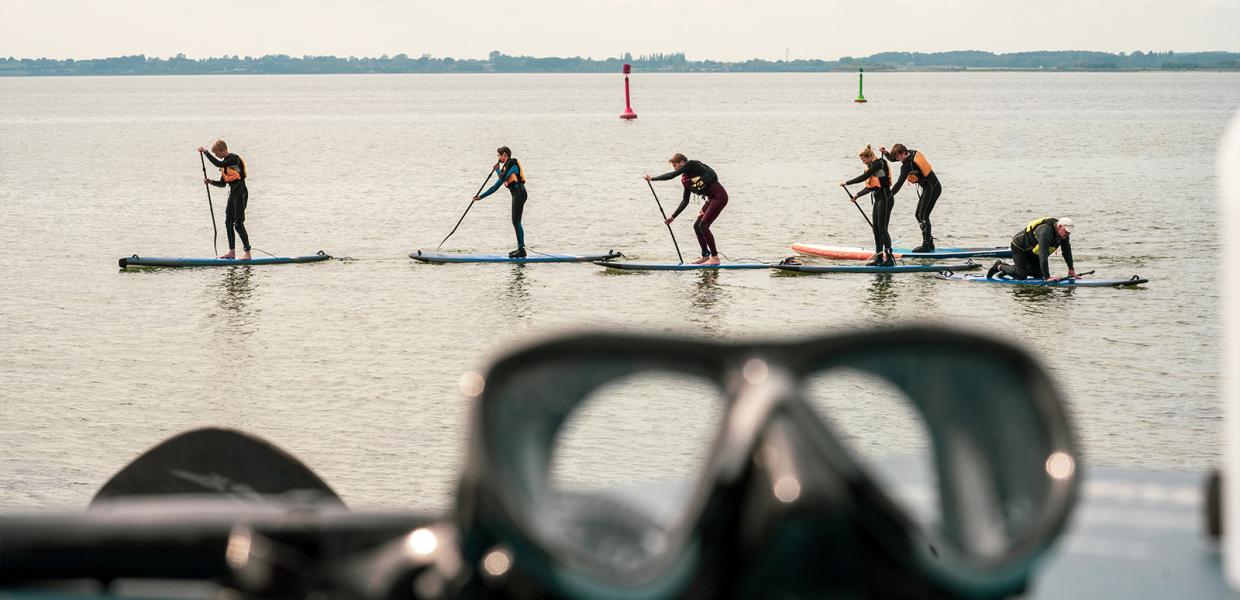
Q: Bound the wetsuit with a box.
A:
[204,152,250,252]
[887,149,941,250]
[997,217,1074,280]
[478,158,528,250]
[846,158,894,265]
[652,160,728,257]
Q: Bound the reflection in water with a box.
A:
[691,270,721,310]
[866,274,897,317]
[214,266,259,337]
[501,265,532,324]
[682,270,725,336]
[206,266,259,407]
[1013,286,1075,316]
[908,271,943,312]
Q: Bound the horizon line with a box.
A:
[5,48,1239,62]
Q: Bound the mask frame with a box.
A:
[455,325,1079,599]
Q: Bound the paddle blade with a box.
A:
[91,427,343,506]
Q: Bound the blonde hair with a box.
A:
[211,140,228,153]
[858,144,876,160]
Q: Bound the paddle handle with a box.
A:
[437,168,496,250]
[1062,269,1096,281]
[199,152,219,256]
[647,179,684,264]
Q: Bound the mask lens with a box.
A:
[805,342,1072,573]
[804,366,937,527]
[490,357,724,584]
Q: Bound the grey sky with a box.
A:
[2,0,1237,61]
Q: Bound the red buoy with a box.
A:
[620,63,637,120]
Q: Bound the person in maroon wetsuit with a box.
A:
[645,153,729,265]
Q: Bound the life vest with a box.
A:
[500,158,526,187]
[681,161,719,196]
[1014,217,1062,255]
[220,155,246,183]
[865,160,891,189]
[906,150,933,184]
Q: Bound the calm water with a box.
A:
[1,72,1236,510]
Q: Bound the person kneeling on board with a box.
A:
[645,153,729,265]
[473,146,529,258]
[882,143,942,253]
[199,140,251,260]
[840,145,895,267]
[987,217,1078,281]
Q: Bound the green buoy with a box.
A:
[855,67,867,103]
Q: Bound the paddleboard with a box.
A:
[410,250,622,264]
[791,242,1011,261]
[119,251,330,269]
[938,272,1149,287]
[773,262,981,274]
[595,260,770,271]
[92,427,343,505]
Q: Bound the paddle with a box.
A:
[199,152,219,256]
[646,180,684,264]
[437,167,496,250]
[91,427,343,506]
[841,184,874,228]
[1056,269,1095,282]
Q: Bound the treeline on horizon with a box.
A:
[2,49,1238,76]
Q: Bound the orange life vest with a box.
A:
[906,150,933,184]
[501,158,526,186]
[865,160,891,189]
[220,155,246,183]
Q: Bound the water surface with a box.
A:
[1,72,1235,509]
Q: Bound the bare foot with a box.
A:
[703,256,721,265]
[691,256,709,264]
[218,252,236,259]
[239,251,252,260]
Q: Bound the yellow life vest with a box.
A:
[1020,217,1060,255]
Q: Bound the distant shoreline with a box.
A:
[6,69,1240,78]
[2,50,1237,77]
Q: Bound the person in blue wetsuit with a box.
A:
[473,146,528,258]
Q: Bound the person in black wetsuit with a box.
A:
[987,217,1078,281]
[198,140,250,260]
[474,146,528,258]
[882,143,942,252]
[645,153,729,265]
[840,145,895,266]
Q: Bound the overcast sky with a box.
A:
[2,0,1237,61]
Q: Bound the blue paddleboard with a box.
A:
[119,252,331,269]
[410,250,622,264]
[595,261,771,271]
[773,262,981,274]
[892,247,1012,259]
[938,272,1149,287]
